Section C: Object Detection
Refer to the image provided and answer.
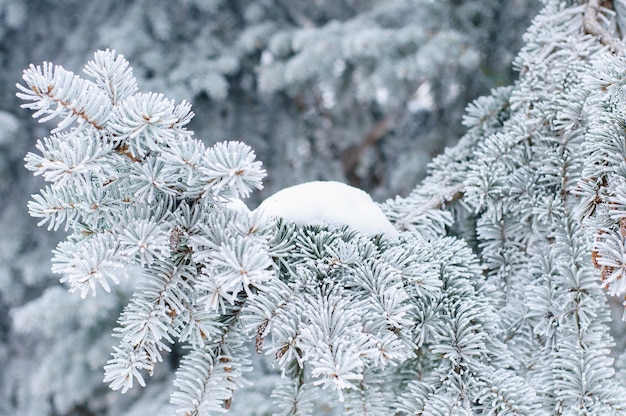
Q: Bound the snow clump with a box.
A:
[256,181,398,236]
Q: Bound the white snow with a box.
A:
[256,181,398,236]
[225,198,251,213]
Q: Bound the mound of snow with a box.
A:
[256,181,398,236]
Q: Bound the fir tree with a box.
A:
[1,2,539,414]
[12,0,626,415]
[0,8,537,415]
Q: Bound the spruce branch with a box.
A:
[17,62,111,132]
[83,49,138,106]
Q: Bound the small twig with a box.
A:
[584,0,626,55]
[398,183,465,226]
[418,183,465,212]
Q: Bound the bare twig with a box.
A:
[417,183,465,213]
[584,0,626,55]
[397,183,465,228]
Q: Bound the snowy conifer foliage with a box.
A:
[15,0,626,415]
[17,49,534,415]
[384,0,626,413]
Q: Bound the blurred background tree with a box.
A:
[0,1,541,415]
